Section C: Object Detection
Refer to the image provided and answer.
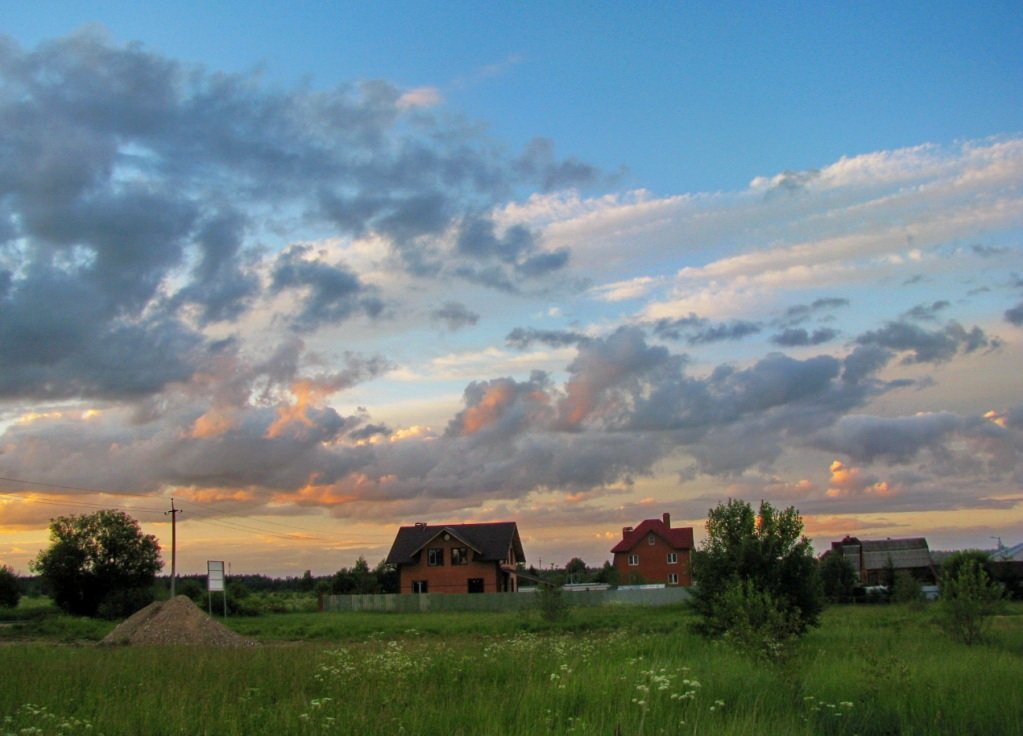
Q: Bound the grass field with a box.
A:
[2,599,1021,735]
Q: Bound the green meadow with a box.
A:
[2,600,1021,735]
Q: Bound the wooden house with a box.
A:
[827,536,938,585]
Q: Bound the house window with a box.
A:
[427,548,444,566]
[412,580,428,593]
[648,533,656,545]
[451,547,469,565]
[628,554,640,566]
[667,573,678,585]
[467,578,484,593]
[667,552,678,564]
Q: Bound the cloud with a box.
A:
[0,30,603,406]
[505,327,590,350]
[771,327,839,347]
[813,412,966,464]
[270,245,385,331]
[902,300,950,322]
[430,301,480,330]
[652,314,761,344]
[855,319,996,364]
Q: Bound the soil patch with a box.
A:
[101,595,256,647]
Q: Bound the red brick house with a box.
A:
[386,522,525,594]
[611,513,694,586]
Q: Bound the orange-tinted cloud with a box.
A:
[826,459,896,498]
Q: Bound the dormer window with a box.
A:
[427,548,444,566]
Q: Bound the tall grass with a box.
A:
[1,602,1020,735]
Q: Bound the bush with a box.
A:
[713,579,800,665]
[820,553,857,604]
[938,558,1004,645]
[536,584,569,623]
[892,571,924,606]
[692,499,821,639]
[0,564,21,609]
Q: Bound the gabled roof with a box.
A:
[857,537,933,570]
[386,522,525,565]
[611,518,694,553]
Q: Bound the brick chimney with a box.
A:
[662,512,671,528]
[622,526,633,537]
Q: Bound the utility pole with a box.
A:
[165,499,182,597]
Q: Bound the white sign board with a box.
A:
[207,560,225,592]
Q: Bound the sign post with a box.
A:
[207,560,226,617]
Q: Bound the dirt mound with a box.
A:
[101,595,256,647]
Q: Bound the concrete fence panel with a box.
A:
[322,586,691,613]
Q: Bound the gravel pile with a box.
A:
[101,595,256,647]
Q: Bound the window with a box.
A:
[412,580,428,593]
[667,552,678,564]
[667,573,678,585]
[628,554,640,566]
[427,547,444,566]
[451,547,469,565]
[467,578,484,593]
[648,533,656,545]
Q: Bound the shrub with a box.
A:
[938,558,1004,645]
[0,564,21,609]
[536,584,569,623]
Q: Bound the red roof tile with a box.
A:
[611,518,694,553]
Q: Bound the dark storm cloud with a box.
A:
[771,327,839,347]
[0,30,596,400]
[855,319,995,363]
[430,301,479,331]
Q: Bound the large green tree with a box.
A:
[31,510,162,618]
[692,499,822,640]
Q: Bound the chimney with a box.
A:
[622,526,633,537]
[662,512,671,528]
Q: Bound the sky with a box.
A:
[1,2,1021,577]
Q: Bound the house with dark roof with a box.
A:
[385,522,525,594]
[611,513,694,586]
[825,536,938,585]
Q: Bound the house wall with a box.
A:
[613,534,692,586]
[398,535,507,594]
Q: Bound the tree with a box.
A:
[819,553,858,604]
[564,557,588,582]
[692,499,822,642]
[31,510,162,618]
[0,564,20,609]
[938,557,1004,645]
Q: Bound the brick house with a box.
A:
[386,522,525,594]
[611,513,694,586]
